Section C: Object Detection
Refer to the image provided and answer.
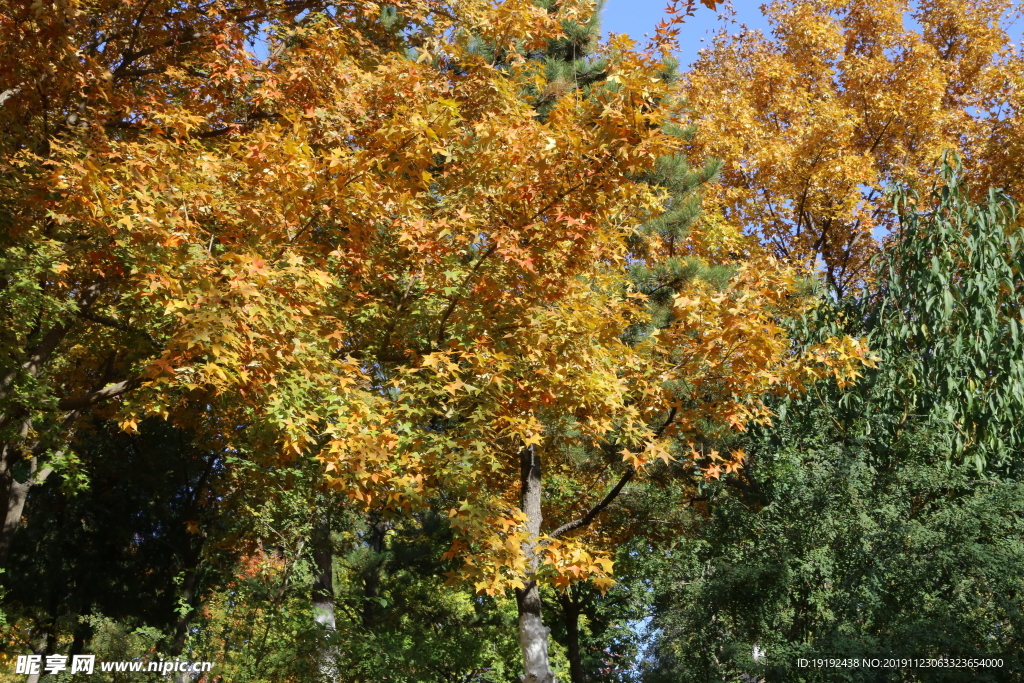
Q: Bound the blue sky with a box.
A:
[249,1,1022,66]
[600,0,1024,68]
[600,0,772,68]
[248,1,773,64]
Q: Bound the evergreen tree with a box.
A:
[529,0,609,119]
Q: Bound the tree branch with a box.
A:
[0,85,23,107]
[57,377,143,411]
[549,408,677,539]
[77,309,160,347]
[434,176,595,347]
[435,242,498,346]
[549,465,636,539]
[104,110,281,139]
[0,322,71,399]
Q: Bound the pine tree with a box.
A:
[513,7,727,682]
[529,0,609,118]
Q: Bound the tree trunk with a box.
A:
[169,536,205,683]
[0,425,55,568]
[24,631,48,683]
[517,446,555,683]
[557,589,585,683]
[170,564,199,653]
[0,462,53,565]
[360,517,389,628]
[312,513,338,682]
[168,551,203,683]
[0,473,32,566]
[0,320,78,565]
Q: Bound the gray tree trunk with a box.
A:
[0,421,55,567]
[556,588,585,683]
[23,632,48,683]
[312,513,338,682]
[517,446,555,683]
[0,473,33,565]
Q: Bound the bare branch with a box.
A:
[549,465,636,539]
[106,110,282,140]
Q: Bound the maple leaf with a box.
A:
[444,378,467,394]
[704,463,723,480]
[522,433,544,447]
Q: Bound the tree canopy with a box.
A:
[2,0,1022,681]
[681,0,1024,294]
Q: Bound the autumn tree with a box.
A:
[0,1,871,680]
[474,4,727,680]
[680,0,1024,295]
[309,23,867,683]
[0,0,327,566]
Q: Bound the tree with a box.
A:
[639,162,1024,681]
[641,433,1024,682]
[0,0,630,566]
[477,5,725,680]
[312,34,867,683]
[0,0,327,566]
[679,0,1024,295]
[797,156,1024,472]
[0,1,870,679]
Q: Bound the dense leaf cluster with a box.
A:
[639,161,1024,682]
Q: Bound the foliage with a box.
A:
[681,0,1024,294]
[793,157,1024,472]
[865,161,1024,469]
[542,580,648,683]
[0,0,894,679]
[638,166,1024,682]
[0,420,220,674]
[191,505,523,683]
[642,431,1024,683]
[0,418,524,683]
[0,0,866,593]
